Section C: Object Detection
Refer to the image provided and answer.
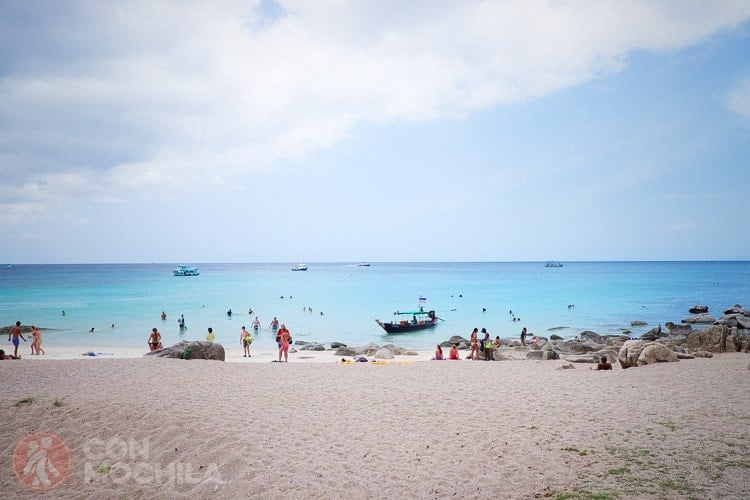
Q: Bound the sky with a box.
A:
[1,0,749,264]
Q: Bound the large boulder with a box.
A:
[334,346,359,357]
[682,313,715,324]
[640,325,663,341]
[145,341,225,361]
[664,322,693,335]
[579,331,606,344]
[684,325,729,353]
[618,340,647,369]
[373,348,395,360]
[637,343,678,366]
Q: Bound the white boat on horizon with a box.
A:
[173,264,200,276]
[291,263,308,271]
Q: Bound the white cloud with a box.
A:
[1,0,749,226]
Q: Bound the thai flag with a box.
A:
[418,295,427,303]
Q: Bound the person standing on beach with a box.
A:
[8,321,26,358]
[30,326,45,355]
[481,328,492,361]
[469,328,479,360]
[241,326,252,357]
[277,324,291,362]
[520,327,527,346]
[148,328,162,351]
[206,327,215,343]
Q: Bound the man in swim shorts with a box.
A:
[8,321,27,358]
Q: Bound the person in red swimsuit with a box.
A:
[277,324,292,362]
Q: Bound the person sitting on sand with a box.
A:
[0,349,19,359]
[596,356,613,370]
[241,326,252,357]
[493,336,501,348]
[148,328,162,351]
[448,344,460,360]
[432,344,444,360]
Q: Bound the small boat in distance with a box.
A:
[173,264,200,276]
[376,310,438,334]
[357,262,371,267]
[545,261,564,268]
[291,263,308,271]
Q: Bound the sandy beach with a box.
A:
[1,351,748,499]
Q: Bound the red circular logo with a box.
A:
[13,431,71,491]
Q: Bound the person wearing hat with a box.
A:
[481,328,492,361]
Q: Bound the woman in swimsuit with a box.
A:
[469,327,479,360]
[148,328,162,351]
[277,324,291,362]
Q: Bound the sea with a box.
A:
[1,261,748,353]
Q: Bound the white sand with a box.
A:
[1,353,748,499]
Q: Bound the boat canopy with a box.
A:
[395,310,432,315]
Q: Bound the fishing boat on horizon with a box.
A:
[544,261,564,268]
[291,263,308,271]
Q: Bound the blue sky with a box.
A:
[1,1,749,263]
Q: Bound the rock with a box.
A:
[684,325,729,353]
[637,343,678,366]
[549,334,563,341]
[675,352,695,360]
[640,325,662,341]
[689,305,709,314]
[579,331,605,344]
[300,343,326,351]
[682,313,715,324]
[330,342,347,349]
[373,348,395,360]
[556,362,575,370]
[562,355,597,363]
[334,346,359,357]
[694,351,713,358]
[631,320,648,327]
[145,341,225,361]
[618,340,647,369]
[443,335,469,347]
[664,321,693,335]
[560,340,599,354]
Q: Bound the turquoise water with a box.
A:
[1,261,748,352]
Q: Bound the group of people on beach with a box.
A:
[149,310,293,362]
[4,321,45,359]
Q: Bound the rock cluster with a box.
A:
[144,341,225,361]
[430,304,750,368]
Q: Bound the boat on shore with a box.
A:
[291,263,308,271]
[173,264,200,276]
[376,309,438,334]
[545,261,564,268]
